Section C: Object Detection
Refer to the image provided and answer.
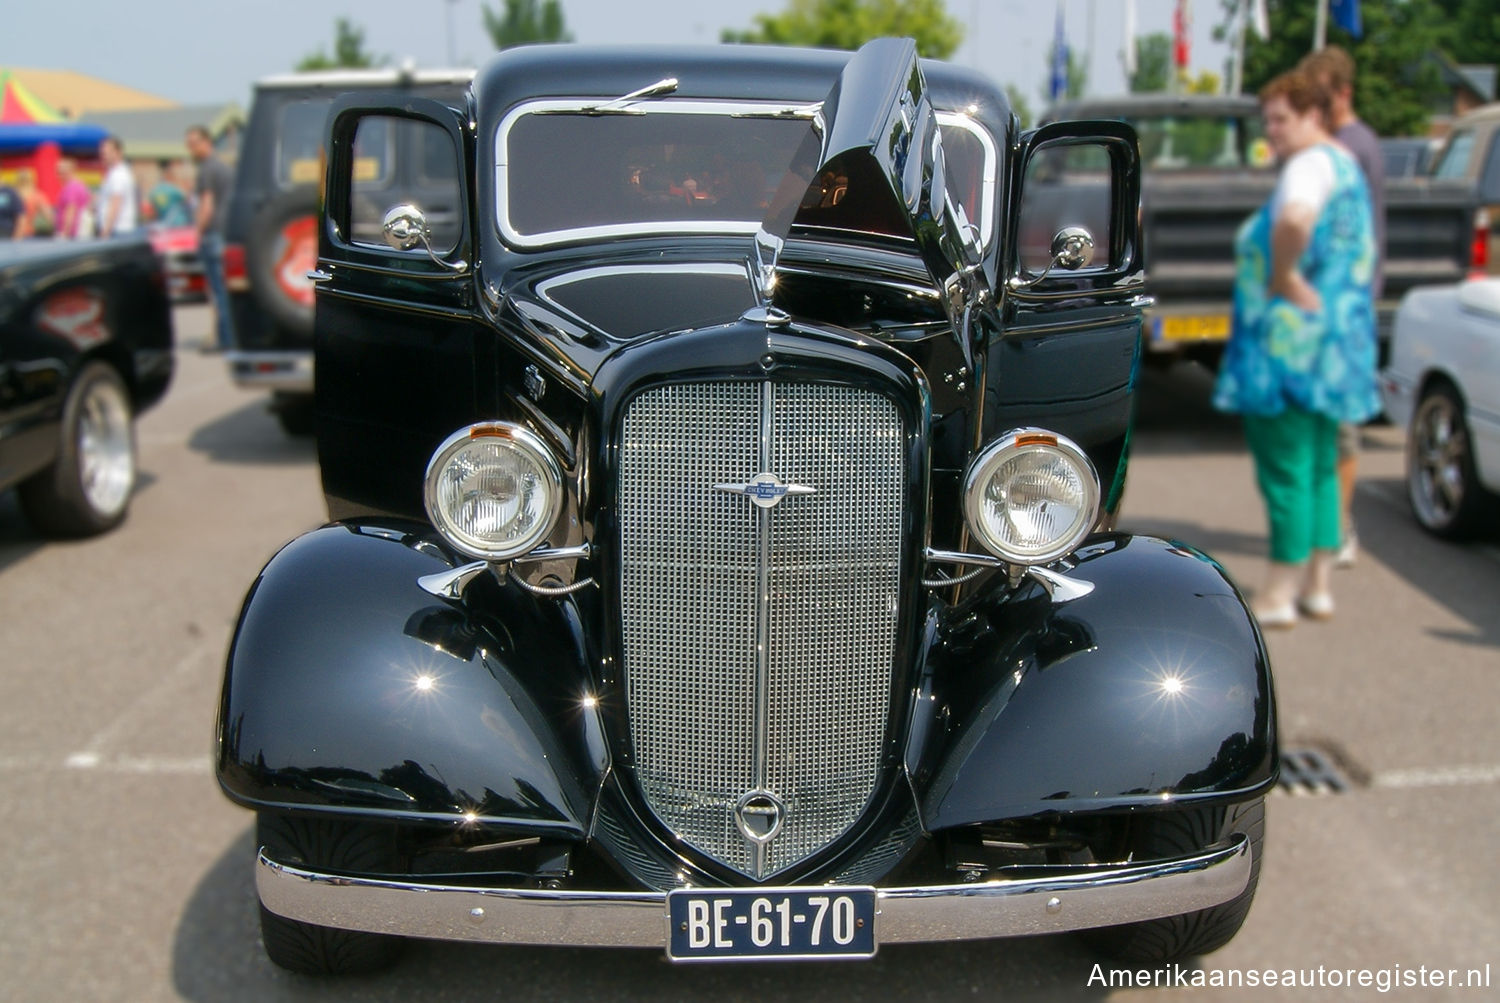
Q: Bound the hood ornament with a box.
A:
[714,472,816,509]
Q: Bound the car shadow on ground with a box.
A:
[174,825,1128,1002]
[188,399,317,466]
[1354,475,1500,650]
[0,470,160,572]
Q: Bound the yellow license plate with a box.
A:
[1158,314,1230,342]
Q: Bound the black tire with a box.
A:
[18,362,136,537]
[271,391,316,437]
[1082,798,1264,963]
[256,813,405,976]
[1407,381,1492,539]
[245,185,320,336]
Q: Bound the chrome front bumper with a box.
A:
[226,350,314,392]
[257,833,1250,950]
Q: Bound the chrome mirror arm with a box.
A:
[381,204,468,273]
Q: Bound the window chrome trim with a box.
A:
[934,111,998,249]
[495,100,999,252]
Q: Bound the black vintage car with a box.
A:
[216,39,1276,973]
[0,237,173,536]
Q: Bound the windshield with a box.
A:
[496,100,994,249]
[1117,114,1271,170]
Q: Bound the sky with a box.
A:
[5,0,1234,112]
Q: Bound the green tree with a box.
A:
[722,0,963,61]
[1215,0,1449,136]
[1433,0,1500,67]
[1130,32,1173,93]
[483,0,573,50]
[297,18,382,71]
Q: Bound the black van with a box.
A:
[222,66,472,434]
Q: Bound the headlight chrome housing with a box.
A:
[963,428,1100,566]
[424,423,564,562]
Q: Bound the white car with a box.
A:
[1381,278,1500,537]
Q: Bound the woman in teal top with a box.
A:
[1213,68,1377,628]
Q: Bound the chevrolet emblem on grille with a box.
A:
[713,472,816,509]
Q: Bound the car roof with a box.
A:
[1450,101,1500,128]
[254,66,476,91]
[473,43,1011,135]
[1047,94,1261,120]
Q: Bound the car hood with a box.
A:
[755,37,982,322]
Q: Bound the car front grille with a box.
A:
[619,380,904,878]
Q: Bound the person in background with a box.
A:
[186,125,236,351]
[0,178,20,239]
[14,168,55,238]
[145,159,193,227]
[53,159,94,238]
[1212,68,1379,629]
[1301,45,1385,569]
[97,135,139,237]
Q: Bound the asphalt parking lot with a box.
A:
[0,305,1495,1001]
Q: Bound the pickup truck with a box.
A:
[0,237,174,535]
[1428,100,1500,275]
[1047,95,1479,367]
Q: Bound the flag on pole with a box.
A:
[1123,0,1137,78]
[1050,3,1069,102]
[1330,0,1362,39]
[1173,0,1192,71]
[1249,0,1270,39]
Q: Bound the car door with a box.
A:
[314,94,482,522]
[993,120,1147,514]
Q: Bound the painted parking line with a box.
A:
[0,754,210,774]
[1373,763,1500,790]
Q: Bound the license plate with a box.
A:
[1156,314,1230,342]
[666,886,877,961]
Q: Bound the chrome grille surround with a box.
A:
[619,381,905,878]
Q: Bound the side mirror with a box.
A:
[1052,226,1095,270]
[1005,122,1142,301]
[381,203,467,273]
[382,204,428,251]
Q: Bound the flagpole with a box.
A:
[1314,0,1328,51]
[1231,0,1246,95]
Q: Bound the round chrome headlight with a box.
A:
[963,429,1100,566]
[424,423,564,562]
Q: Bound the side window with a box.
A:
[1479,135,1500,204]
[1432,130,1474,180]
[1016,140,1117,275]
[277,99,332,187]
[348,115,462,253]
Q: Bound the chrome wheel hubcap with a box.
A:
[1410,395,1467,527]
[78,380,134,516]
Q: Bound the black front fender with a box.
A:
[917,534,1276,829]
[216,522,606,838]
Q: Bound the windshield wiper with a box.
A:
[563,77,679,116]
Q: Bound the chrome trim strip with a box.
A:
[750,381,775,877]
[494,101,998,252]
[256,832,1250,948]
